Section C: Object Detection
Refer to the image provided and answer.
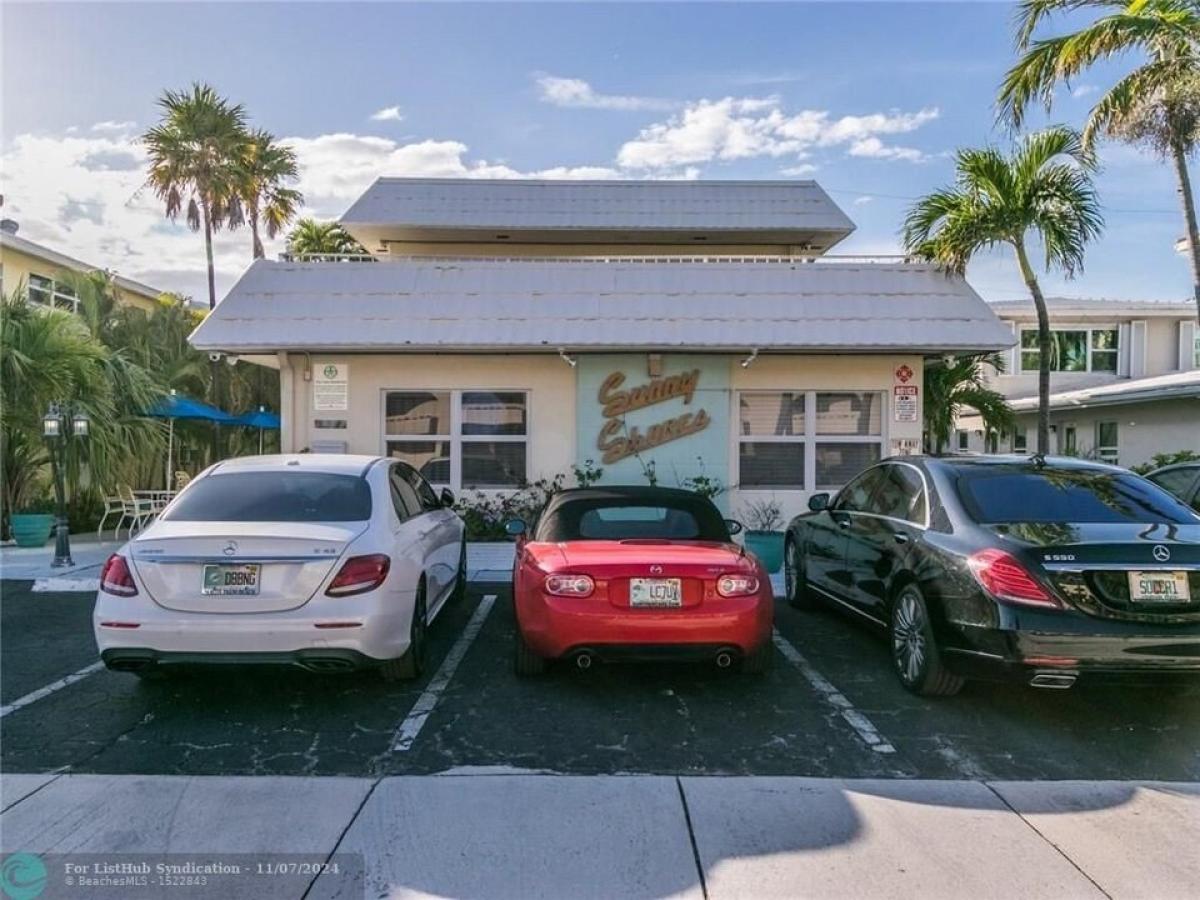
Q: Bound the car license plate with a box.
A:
[629,578,682,608]
[202,563,261,596]
[1128,571,1190,603]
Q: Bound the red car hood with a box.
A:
[527,539,753,574]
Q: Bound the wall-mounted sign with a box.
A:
[893,385,919,423]
[895,364,914,384]
[595,368,711,464]
[314,363,348,412]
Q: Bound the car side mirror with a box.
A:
[440,487,456,507]
[724,518,744,536]
[504,518,527,537]
[808,493,830,512]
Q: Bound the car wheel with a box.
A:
[450,540,467,603]
[890,585,964,697]
[784,537,816,610]
[133,666,177,682]
[741,642,773,675]
[513,629,546,676]
[381,582,428,682]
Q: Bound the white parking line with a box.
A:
[0,661,106,719]
[772,629,897,754]
[391,594,497,752]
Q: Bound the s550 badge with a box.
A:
[1044,554,1076,562]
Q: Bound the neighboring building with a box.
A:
[191,178,1013,520]
[956,297,1199,467]
[0,229,163,314]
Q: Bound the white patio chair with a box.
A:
[97,491,125,540]
[117,486,157,538]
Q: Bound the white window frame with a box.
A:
[380,388,530,491]
[27,273,80,313]
[734,390,887,492]
[1194,331,1200,368]
[1095,420,1119,465]
[1019,324,1119,374]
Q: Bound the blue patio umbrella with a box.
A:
[143,390,235,488]
[232,406,281,454]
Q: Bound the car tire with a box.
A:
[381,582,428,682]
[890,584,964,697]
[133,666,176,682]
[741,642,773,675]
[513,630,546,676]
[784,537,817,610]
[450,540,467,603]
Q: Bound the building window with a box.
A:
[1194,332,1200,368]
[1062,425,1077,456]
[737,390,883,491]
[1095,421,1119,464]
[383,390,527,490]
[27,273,79,313]
[1020,327,1118,373]
[1012,429,1028,454]
[956,430,969,451]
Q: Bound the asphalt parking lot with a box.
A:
[3,579,1200,781]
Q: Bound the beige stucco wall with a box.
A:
[278,351,923,529]
[0,244,158,312]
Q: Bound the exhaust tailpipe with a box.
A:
[1030,671,1077,689]
[575,652,593,670]
[715,651,734,669]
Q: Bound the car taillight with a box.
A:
[717,574,760,597]
[967,549,1059,608]
[326,554,391,597]
[545,574,594,597]
[99,554,138,597]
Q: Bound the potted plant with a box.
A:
[740,498,785,574]
[9,498,56,548]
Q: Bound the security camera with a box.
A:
[208,352,223,363]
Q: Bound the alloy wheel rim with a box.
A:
[892,592,926,684]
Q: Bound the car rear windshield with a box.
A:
[536,498,729,542]
[955,468,1200,525]
[163,472,372,522]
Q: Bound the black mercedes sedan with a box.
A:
[782,455,1200,696]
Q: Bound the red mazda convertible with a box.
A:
[507,486,774,675]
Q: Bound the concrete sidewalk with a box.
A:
[2,773,1196,899]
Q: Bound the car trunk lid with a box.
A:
[129,521,366,613]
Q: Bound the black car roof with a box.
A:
[920,454,1126,475]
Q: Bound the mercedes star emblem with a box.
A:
[223,541,238,557]
[1152,545,1171,562]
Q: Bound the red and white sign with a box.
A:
[894,364,914,384]
[893,385,919,423]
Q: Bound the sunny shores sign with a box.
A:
[595,368,711,464]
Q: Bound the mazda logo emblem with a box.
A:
[223,542,238,557]
[649,565,663,575]
[1152,545,1171,562]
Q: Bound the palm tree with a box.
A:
[998,0,1200,322]
[239,129,303,260]
[286,218,369,259]
[902,126,1103,454]
[923,354,1015,455]
[142,84,247,311]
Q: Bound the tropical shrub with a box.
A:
[1131,450,1200,475]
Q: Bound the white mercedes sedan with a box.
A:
[94,455,466,681]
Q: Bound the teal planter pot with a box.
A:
[10,513,55,548]
[744,530,785,574]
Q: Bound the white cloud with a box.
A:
[847,137,926,162]
[618,97,938,170]
[91,120,136,133]
[369,105,404,122]
[1071,84,1098,99]
[853,195,873,205]
[780,163,818,176]
[536,75,676,112]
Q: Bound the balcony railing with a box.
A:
[280,252,918,265]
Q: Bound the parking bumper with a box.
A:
[518,591,773,660]
[93,589,413,664]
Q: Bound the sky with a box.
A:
[1,1,1194,305]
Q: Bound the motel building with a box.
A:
[191,179,1014,521]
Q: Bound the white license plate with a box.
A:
[1128,571,1190,603]
[629,578,682,608]
[202,563,261,596]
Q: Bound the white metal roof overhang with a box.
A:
[190,257,1016,355]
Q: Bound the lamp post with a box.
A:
[42,403,89,568]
